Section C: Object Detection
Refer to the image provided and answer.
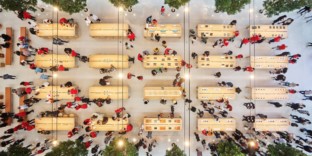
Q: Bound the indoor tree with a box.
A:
[0,144,32,156]
[216,140,244,156]
[214,0,251,15]
[267,143,307,156]
[45,140,88,156]
[263,0,312,17]
[108,0,139,12]
[165,143,186,156]
[0,0,38,12]
[164,0,190,11]
[41,0,87,14]
[103,137,138,156]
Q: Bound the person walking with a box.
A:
[0,74,16,80]
[276,51,290,56]
[272,15,287,25]
[272,44,287,50]
[268,101,283,108]
[280,18,294,25]
[160,6,165,15]
[214,72,221,78]
[272,74,286,81]
[268,36,283,44]
[89,14,101,22]
[297,6,311,15]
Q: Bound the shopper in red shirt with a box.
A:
[226,103,233,111]
[59,18,68,25]
[128,31,135,41]
[89,131,98,138]
[137,76,143,80]
[268,36,283,44]
[289,54,301,59]
[137,53,143,62]
[243,66,254,72]
[68,131,74,138]
[126,124,133,132]
[75,105,81,110]
[13,124,22,132]
[160,6,165,15]
[25,87,32,94]
[235,54,243,59]
[83,118,92,125]
[127,73,135,79]
[22,11,36,21]
[29,63,36,70]
[239,38,249,48]
[84,141,93,148]
[20,81,33,86]
[80,103,88,109]
[58,65,66,71]
[272,44,287,50]
[250,35,260,44]
[25,125,35,131]
[288,89,297,94]
[37,47,49,55]
[69,88,79,95]
[289,59,297,64]
[221,39,229,48]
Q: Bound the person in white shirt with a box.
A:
[84,17,92,26]
[89,14,101,22]
[18,104,30,110]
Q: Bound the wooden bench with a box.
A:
[19,95,27,122]
[5,87,12,125]
[198,118,236,131]
[20,27,27,62]
[5,27,13,65]
[144,118,182,131]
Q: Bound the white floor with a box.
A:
[1,0,312,155]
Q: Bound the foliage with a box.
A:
[165,144,186,156]
[103,137,138,156]
[6,144,32,156]
[216,140,244,156]
[0,151,7,156]
[215,0,251,15]
[267,143,307,156]
[0,0,37,12]
[263,0,312,17]
[41,0,86,14]
[108,0,138,9]
[45,140,88,156]
[164,0,190,9]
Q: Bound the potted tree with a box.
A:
[0,144,32,156]
[103,137,138,156]
[164,0,190,12]
[41,0,87,14]
[216,140,244,156]
[262,0,312,17]
[166,143,186,156]
[267,143,307,156]
[0,0,38,12]
[45,140,88,156]
[214,0,251,15]
[108,0,139,12]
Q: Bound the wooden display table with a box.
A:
[5,27,13,65]
[197,118,236,131]
[250,56,288,69]
[254,118,290,131]
[197,55,236,68]
[144,24,182,38]
[197,24,236,37]
[143,118,182,131]
[143,55,182,68]
[19,96,27,122]
[249,25,288,38]
[89,54,129,69]
[89,23,129,37]
[35,116,75,131]
[89,86,129,100]
[35,86,76,100]
[20,27,27,62]
[5,87,12,125]
[251,87,288,100]
[144,87,183,100]
[197,87,236,100]
[91,118,128,131]
[34,54,76,68]
[37,23,77,37]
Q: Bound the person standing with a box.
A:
[268,101,283,108]
[214,72,221,78]
[272,44,287,50]
[297,6,311,15]
[272,15,287,25]
[268,36,283,44]
[160,6,165,15]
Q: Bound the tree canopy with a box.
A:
[0,0,37,12]
[0,144,32,156]
[215,0,251,15]
[108,0,139,9]
[41,0,87,14]
[216,140,244,156]
[267,143,307,156]
[103,137,138,156]
[45,140,88,156]
[164,0,190,9]
[263,0,312,17]
[165,143,186,156]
